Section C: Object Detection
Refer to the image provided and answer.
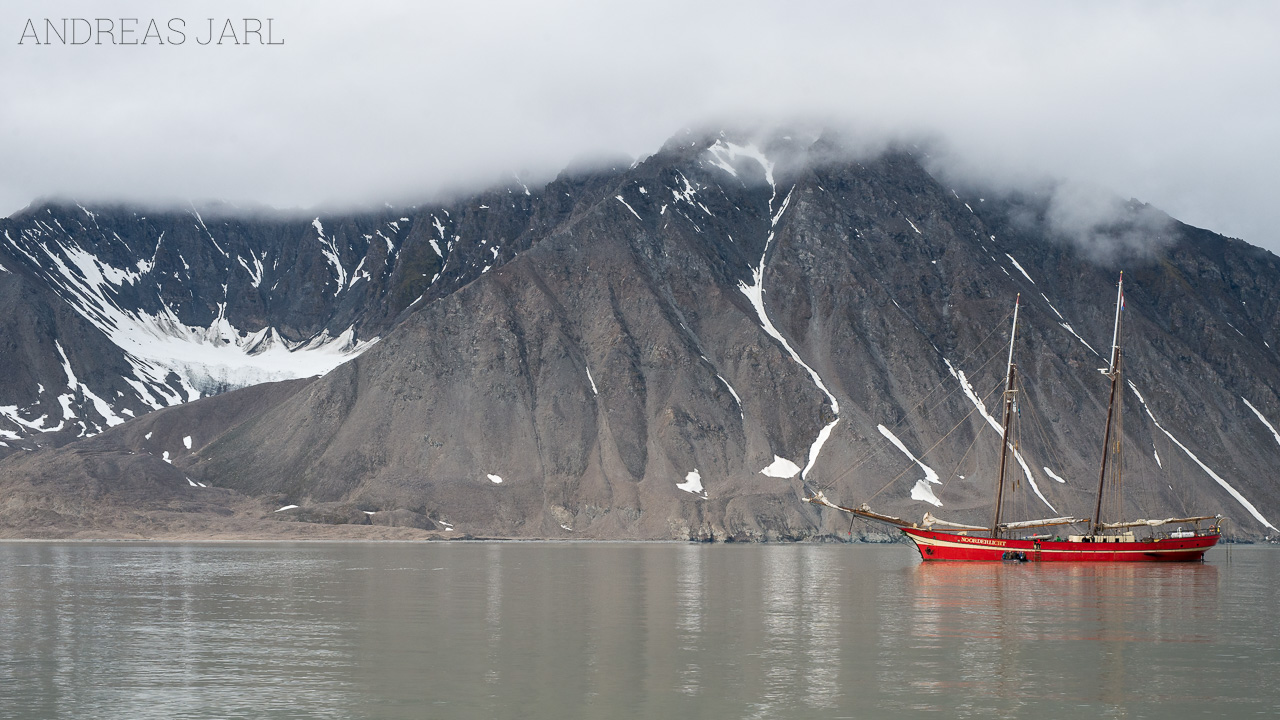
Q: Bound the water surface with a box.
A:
[0,542,1275,719]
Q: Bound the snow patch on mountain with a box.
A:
[55,341,124,428]
[1130,382,1276,531]
[6,219,376,428]
[1039,293,1065,320]
[1242,397,1280,448]
[878,424,942,507]
[0,403,63,434]
[191,209,228,258]
[760,455,801,479]
[1006,254,1035,284]
[715,374,743,419]
[615,195,642,221]
[706,140,775,203]
[313,218,348,294]
[676,469,706,497]
[739,225,839,482]
[1059,322,1101,356]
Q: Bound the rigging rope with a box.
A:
[1017,373,1071,491]
[940,417,985,494]
[811,310,1016,495]
[861,375,1005,505]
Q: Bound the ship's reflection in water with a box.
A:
[885,559,1242,716]
[0,543,1275,720]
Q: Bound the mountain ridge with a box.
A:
[2,130,1278,541]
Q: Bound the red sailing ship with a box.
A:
[808,274,1223,562]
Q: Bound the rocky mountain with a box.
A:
[2,130,1279,541]
[0,168,612,452]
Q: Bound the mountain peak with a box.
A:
[3,138,1280,541]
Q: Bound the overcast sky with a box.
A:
[3,1,1278,250]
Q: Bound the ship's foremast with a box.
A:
[989,294,1020,538]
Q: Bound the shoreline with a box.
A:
[0,534,1268,545]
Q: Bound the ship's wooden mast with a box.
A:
[1092,273,1125,535]
[990,295,1020,538]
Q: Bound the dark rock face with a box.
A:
[0,175,593,452]
[2,130,1279,540]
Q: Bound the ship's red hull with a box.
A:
[902,527,1219,562]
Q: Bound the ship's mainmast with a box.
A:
[1092,273,1125,535]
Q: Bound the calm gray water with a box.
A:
[0,542,1275,719]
